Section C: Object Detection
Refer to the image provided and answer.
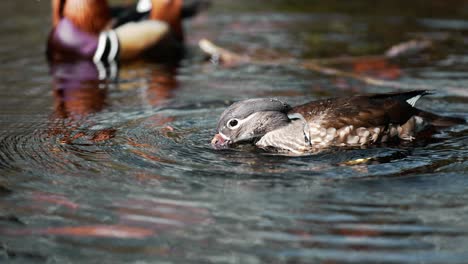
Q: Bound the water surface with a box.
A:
[1,1,468,263]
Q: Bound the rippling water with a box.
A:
[1,0,468,263]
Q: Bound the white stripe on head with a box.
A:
[236,112,258,127]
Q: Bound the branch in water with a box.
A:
[198,39,250,67]
[198,39,468,97]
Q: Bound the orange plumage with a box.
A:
[150,0,183,40]
[52,0,111,35]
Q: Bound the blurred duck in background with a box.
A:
[47,0,209,64]
[47,0,203,141]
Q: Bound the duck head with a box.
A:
[211,99,292,149]
[52,0,111,35]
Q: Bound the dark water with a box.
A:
[1,1,468,263]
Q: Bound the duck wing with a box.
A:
[289,90,429,128]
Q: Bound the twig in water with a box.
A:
[198,39,250,66]
[198,39,468,97]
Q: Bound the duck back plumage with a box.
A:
[289,90,429,129]
[257,91,464,153]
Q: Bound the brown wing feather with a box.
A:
[289,91,426,128]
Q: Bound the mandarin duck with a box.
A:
[47,0,206,63]
[211,91,465,154]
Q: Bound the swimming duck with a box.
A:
[211,91,465,154]
[47,0,204,63]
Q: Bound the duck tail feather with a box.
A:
[417,109,466,127]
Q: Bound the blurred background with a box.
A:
[1,1,468,263]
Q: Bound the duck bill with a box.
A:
[211,133,232,150]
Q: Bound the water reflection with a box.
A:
[50,60,109,119]
[47,59,114,147]
[47,56,182,145]
[117,63,179,107]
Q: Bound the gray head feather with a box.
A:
[215,98,292,144]
[216,98,291,131]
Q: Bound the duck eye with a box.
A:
[228,119,239,128]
